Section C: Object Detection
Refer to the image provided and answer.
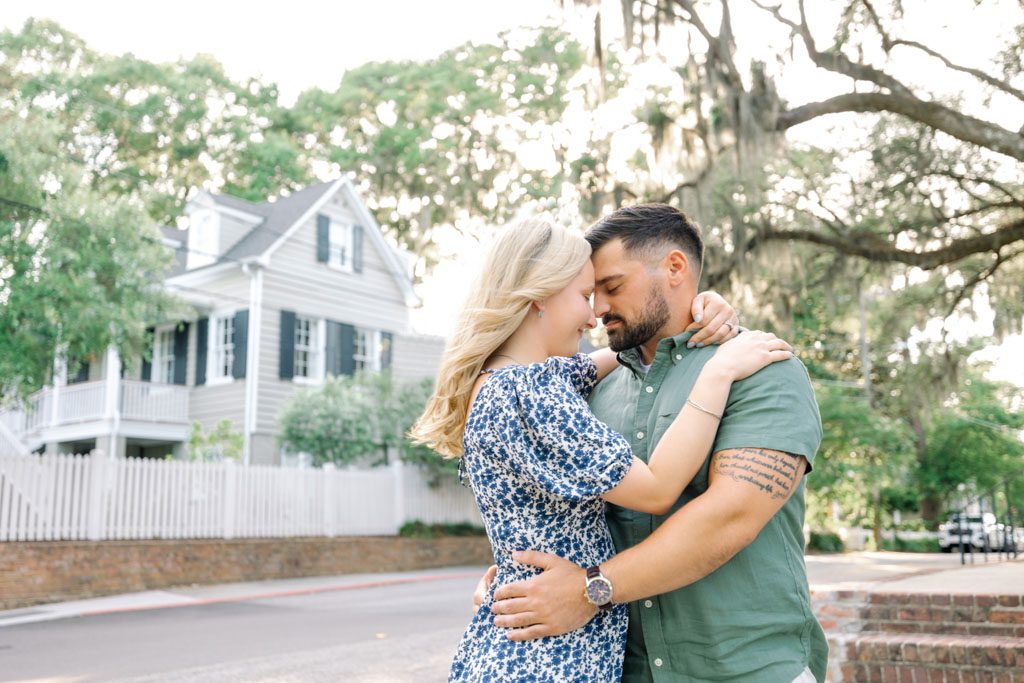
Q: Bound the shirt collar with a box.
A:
[615,329,700,378]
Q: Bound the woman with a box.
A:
[411,220,792,682]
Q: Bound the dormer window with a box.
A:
[316,213,363,273]
[187,209,220,269]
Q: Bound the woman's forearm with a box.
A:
[589,347,619,382]
[642,362,732,505]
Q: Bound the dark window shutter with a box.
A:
[141,325,154,382]
[232,309,248,379]
[195,318,208,386]
[381,331,393,370]
[340,323,355,376]
[316,214,330,263]
[325,320,342,377]
[353,224,364,273]
[279,310,296,379]
[172,323,189,385]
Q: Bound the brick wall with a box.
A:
[812,588,1024,682]
[0,536,493,610]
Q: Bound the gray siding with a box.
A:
[188,382,246,433]
[392,333,446,383]
[255,190,412,438]
[184,267,250,435]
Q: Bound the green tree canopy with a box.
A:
[0,108,178,399]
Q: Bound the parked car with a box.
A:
[998,526,1024,553]
[938,512,1001,552]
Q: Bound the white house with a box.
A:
[0,179,446,465]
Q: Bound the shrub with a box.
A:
[399,520,487,538]
[278,371,457,483]
[880,536,941,553]
[807,530,845,553]
[188,419,243,462]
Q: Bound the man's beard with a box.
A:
[604,284,672,353]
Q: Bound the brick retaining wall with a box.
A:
[812,588,1024,682]
[0,536,493,610]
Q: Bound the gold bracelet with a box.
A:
[686,398,722,421]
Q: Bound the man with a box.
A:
[487,204,827,682]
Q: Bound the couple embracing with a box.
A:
[412,203,826,683]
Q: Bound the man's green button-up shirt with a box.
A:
[588,330,828,683]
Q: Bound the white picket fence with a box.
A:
[0,451,481,542]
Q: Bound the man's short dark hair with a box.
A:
[585,203,704,274]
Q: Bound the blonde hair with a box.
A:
[409,219,592,458]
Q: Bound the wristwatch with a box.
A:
[584,566,614,611]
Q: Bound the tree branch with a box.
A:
[656,160,714,203]
[776,92,1024,162]
[860,0,1024,103]
[749,0,914,96]
[673,0,746,92]
[931,171,1024,207]
[761,216,1024,269]
[943,247,1022,319]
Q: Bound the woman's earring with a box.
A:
[537,310,545,319]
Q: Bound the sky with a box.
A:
[0,0,557,105]
[3,0,1022,386]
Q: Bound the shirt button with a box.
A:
[654,658,664,668]
[644,599,653,608]
[645,386,654,393]
[636,431,645,440]
[675,354,682,361]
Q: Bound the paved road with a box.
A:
[1,569,480,683]
[1,553,1014,683]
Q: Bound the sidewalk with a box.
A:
[805,550,1024,592]
[0,566,484,628]
[868,555,1024,594]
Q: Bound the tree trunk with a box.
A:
[920,495,943,527]
[873,482,883,550]
[910,410,940,524]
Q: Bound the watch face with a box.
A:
[587,577,613,605]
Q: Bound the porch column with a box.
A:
[104,346,122,457]
[104,346,121,420]
[50,356,65,428]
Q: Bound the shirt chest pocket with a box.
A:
[653,410,711,493]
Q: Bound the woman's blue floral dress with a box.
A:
[448,354,634,682]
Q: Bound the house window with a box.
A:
[353,328,381,373]
[66,359,90,384]
[328,221,354,272]
[212,315,235,380]
[152,328,175,383]
[294,315,321,380]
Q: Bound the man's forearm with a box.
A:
[602,493,755,603]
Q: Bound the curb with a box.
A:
[0,570,484,627]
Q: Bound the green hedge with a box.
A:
[880,536,941,553]
[807,530,845,553]
[398,520,487,538]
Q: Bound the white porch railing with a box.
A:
[24,389,52,432]
[2,380,190,444]
[0,452,481,542]
[119,380,189,423]
[58,382,106,423]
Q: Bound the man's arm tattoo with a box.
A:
[712,448,801,500]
